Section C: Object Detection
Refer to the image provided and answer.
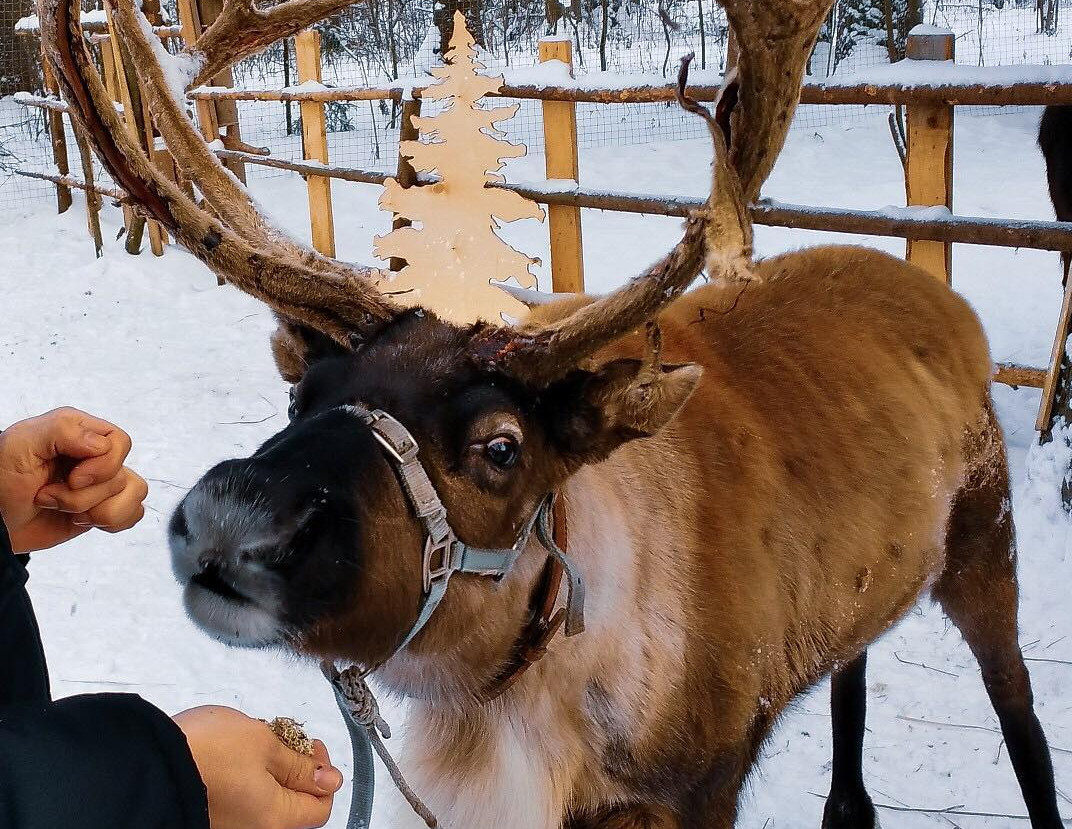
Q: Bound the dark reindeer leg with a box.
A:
[934,422,1063,829]
[822,651,877,829]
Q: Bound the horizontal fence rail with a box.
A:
[187,76,1072,108]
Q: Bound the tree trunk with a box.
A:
[545,0,562,32]
[882,0,899,63]
[697,0,706,70]
[435,0,485,57]
[906,0,921,34]
[1044,0,1058,35]
[283,39,293,136]
[599,0,610,71]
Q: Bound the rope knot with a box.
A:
[337,667,391,737]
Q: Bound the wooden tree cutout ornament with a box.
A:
[374,11,545,324]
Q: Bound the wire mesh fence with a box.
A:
[2,0,1071,214]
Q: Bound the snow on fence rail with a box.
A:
[185,60,1072,107]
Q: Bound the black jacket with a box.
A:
[0,519,210,828]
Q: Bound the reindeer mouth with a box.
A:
[191,563,252,605]
[183,562,285,648]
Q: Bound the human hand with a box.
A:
[0,408,148,553]
[173,706,343,829]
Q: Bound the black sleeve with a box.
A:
[0,521,210,829]
[0,694,210,829]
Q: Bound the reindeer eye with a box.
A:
[484,435,520,469]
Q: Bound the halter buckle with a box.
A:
[422,529,459,593]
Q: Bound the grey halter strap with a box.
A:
[322,403,586,829]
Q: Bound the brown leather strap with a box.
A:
[480,499,568,702]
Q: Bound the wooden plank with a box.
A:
[539,38,585,294]
[97,30,135,234]
[183,150,1072,254]
[13,170,125,200]
[904,30,955,285]
[104,1,147,253]
[73,126,104,257]
[41,62,72,213]
[195,0,246,183]
[389,98,421,272]
[188,79,1072,109]
[176,0,220,143]
[133,67,166,256]
[995,363,1046,390]
[1036,277,1072,430]
[296,30,336,258]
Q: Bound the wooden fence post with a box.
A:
[176,0,247,183]
[296,30,336,258]
[389,98,421,272]
[539,37,584,294]
[41,62,72,214]
[103,3,152,254]
[904,27,955,285]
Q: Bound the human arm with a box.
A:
[0,411,342,829]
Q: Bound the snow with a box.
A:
[203,59,1072,108]
[816,59,1072,89]
[16,8,108,31]
[133,10,201,103]
[290,80,332,93]
[910,23,955,37]
[2,105,1070,827]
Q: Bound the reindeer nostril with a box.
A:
[169,505,190,540]
[192,560,250,604]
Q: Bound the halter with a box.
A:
[322,403,587,829]
[340,403,585,658]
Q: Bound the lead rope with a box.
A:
[323,662,438,829]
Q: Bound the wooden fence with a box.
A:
[15,27,1072,432]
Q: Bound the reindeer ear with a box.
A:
[547,359,702,463]
[270,317,352,383]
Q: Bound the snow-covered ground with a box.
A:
[2,104,1070,827]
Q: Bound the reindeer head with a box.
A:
[169,307,702,664]
[39,0,832,693]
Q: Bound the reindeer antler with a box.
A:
[722,0,834,204]
[39,0,398,344]
[473,0,835,386]
[40,0,834,381]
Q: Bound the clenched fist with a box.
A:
[0,408,149,553]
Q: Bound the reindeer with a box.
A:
[1040,105,1072,286]
[39,0,1064,826]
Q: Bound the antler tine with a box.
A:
[478,1,836,387]
[471,55,743,387]
[471,211,708,386]
[676,54,754,281]
[191,0,360,89]
[719,0,836,203]
[39,0,398,344]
